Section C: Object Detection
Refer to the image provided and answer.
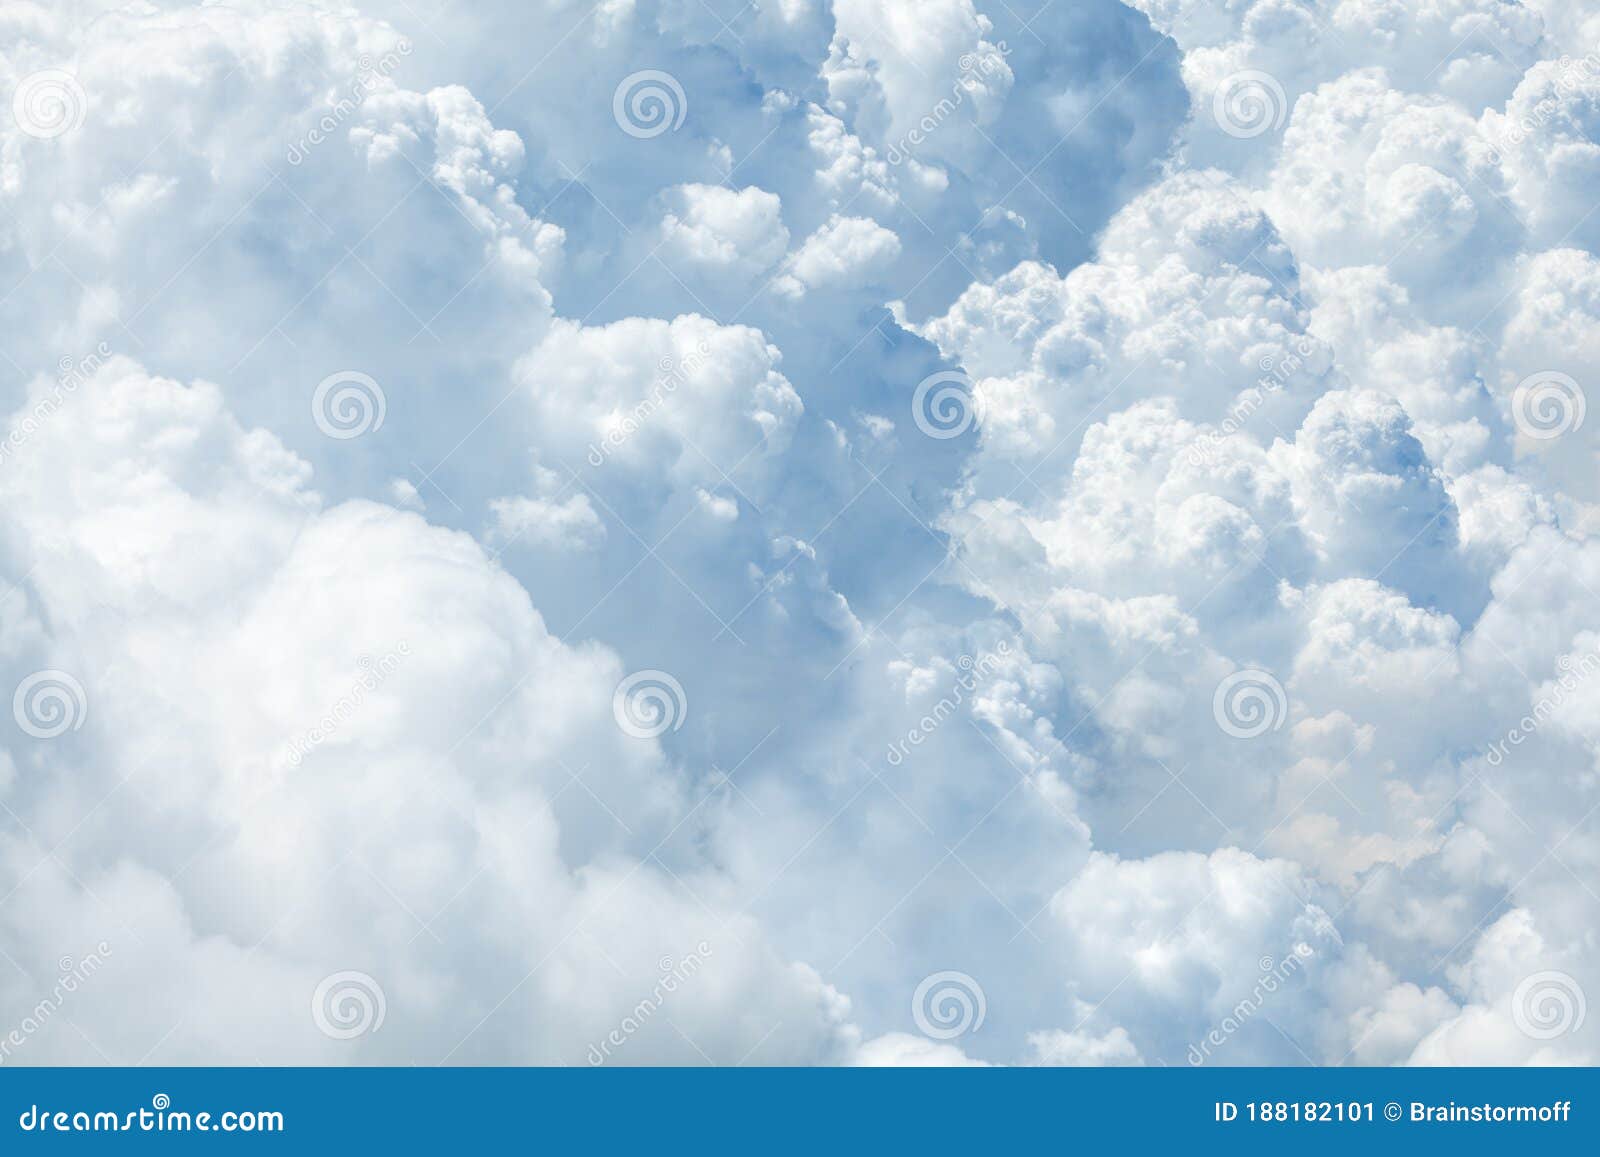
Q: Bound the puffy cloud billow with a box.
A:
[0,0,1595,1067]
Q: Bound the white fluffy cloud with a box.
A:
[2,0,1598,1070]
[0,358,857,1063]
[659,183,790,278]
[782,213,902,293]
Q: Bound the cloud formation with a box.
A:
[1,0,1596,1067]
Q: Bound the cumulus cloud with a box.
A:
[2,0,1598,1070]
[781,213,903,293]
[0,357,862,1063]
[659,183,791,278]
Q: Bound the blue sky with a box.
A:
[0,0,1596,1066]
